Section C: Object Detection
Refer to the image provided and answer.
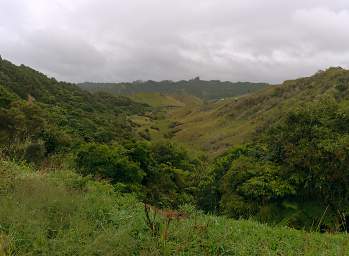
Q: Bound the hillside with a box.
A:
[0,159,348,255]
[79,78,268,100]
[162,67,349,155]
[0,58,148,147]
[0,58,205,211]
[76,67,349,156]
[130,92,187,107]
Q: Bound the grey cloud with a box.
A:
[0,0,349,83]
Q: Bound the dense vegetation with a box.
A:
[203,98,349,231]
[75,141,203,208]
[0,59,148,147]
[79,77,267,101]
[0,160,348,255]
[2,58,349,254]
[189,68,349,231]
[0,58,200,209]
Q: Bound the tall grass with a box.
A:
[0,159,348,255]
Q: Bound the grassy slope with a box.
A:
[130,92,186,107]
[129,94,204,146]
[164,67,349,156]
[0,159,348,255]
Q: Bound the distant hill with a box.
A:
[78,78,268,100]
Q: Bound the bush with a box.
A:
[75,143,145,185]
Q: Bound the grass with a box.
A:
[130,93,186,107]
[129,93,204,145]
[0,159,349,255]
[128,91,270,156]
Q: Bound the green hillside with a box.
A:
[0,58,205,210]
[79,78,268,100]
[0,159,348,256]
[130,92,187,107]
[164,67,349,155]
[0,58,149,149]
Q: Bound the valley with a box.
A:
[1,58,349,254]
[3,1,349,254]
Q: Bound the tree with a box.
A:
[76,143,145,185]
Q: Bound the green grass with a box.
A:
[0,159,348,255]
[128,90,264,156]
[130,93,186,107]
[128,93,205,146]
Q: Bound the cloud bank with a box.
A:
[1,0,349,83]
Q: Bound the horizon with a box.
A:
[2,55,345,86]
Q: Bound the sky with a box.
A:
[1,0,349,84]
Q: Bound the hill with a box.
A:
[0,159,347,255]
[0,58,205,210]
[78,67,349,157]
[0,58,148,148]
[79,78,268,100]
[163,67,349,155]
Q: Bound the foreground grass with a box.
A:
[0,160,348,255]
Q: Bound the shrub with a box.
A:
[75,143,145,185]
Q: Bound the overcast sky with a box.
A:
[1,0,349,83]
